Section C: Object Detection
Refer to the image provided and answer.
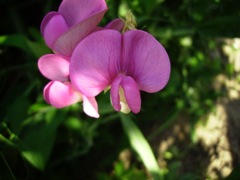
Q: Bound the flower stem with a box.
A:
[121,10,137,33]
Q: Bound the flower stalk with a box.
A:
[121,10,137,33]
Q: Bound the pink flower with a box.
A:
[38,54,99,118]
[41,0,108,56]
[38,20,124,119]
[38,0,125,118]
[70,30,171,114]
[38,17,124,118]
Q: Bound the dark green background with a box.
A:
[1,0,240,179]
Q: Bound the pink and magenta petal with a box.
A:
[53,11,108,56]
[58,0,107,27]
[44,81,81,108]
[123,30,171,93]
[110,76,123,112]
[40,12,68,49]
[82,95,99,118]
[70,30,121,96]
[121,76,141,114]
[38,54,70,81]
[105,18,124,32]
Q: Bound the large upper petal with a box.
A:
[58,0,107,27]
[38,54,70,81]
[53,11,108,56]
[44,81,81,108]
[123,30,171,93]
[70,30,121,97]
[42,0,108,55]
[40,12,68,49]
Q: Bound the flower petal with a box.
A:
[70,30,121,96]
[110,76,123,112]
[92,18,124,35]
[44,81,81,108]
[40,12,68,49]
[38,54,70,81]
[121,76,141,114]
[58,0,107,27]
[82,95,99,118]
[53,11,107,56]
[123,30,171,93]
[105,18,124,32]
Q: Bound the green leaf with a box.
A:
[0,34,29,51]
[119,113,164,180]
[7,96,31,135]
[18,108,67,170]
[0,34,50,58]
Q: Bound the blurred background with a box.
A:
[1,0,240,179]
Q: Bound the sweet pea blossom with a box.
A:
[38,0,108,118]
[38,54,99,118]
[41,0,108,56]
[38,19,124,118]
[38,0,126,118]
[70,30,171,114]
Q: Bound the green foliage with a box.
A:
[224,164,240,180]
[98,160,147,180]
[1,0,239,179]
[0,33,50,58]
[120,114,164,179]
[19,107,68,170]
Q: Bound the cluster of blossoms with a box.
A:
[38,0,171,118]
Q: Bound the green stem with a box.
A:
[119,113,164,180]
[0,134,15,147]
[0,151,16,180]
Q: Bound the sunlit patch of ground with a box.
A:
[196,104,232,179]
[156,38,240,179]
